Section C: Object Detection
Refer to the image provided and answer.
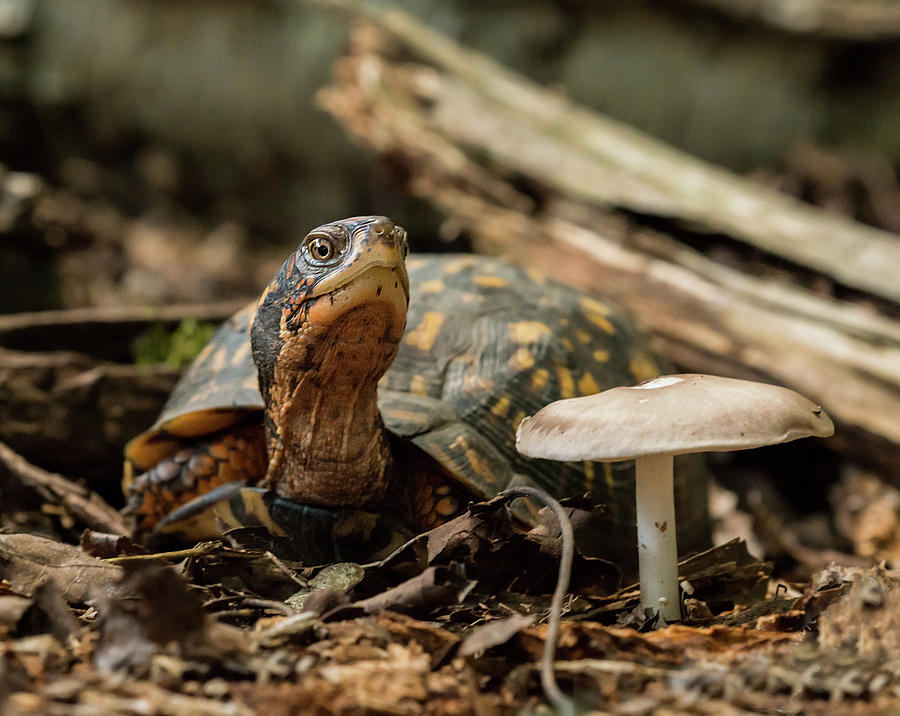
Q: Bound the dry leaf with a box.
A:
[0,533,122,602]
[459,613,536,656]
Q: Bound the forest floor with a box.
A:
[3,135,900,714]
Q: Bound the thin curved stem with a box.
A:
[497,486,575,716]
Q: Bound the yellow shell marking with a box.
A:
[593,349,610,363]
[380,407,431,425]
[531,368,550,390]
[463,374,492,393]
[474,274,509,288]
[509,321,552,344]
[556,365,575,398]
[405,312,446,351]
[239,490,288,536]
[585,312,615,335]
[124,436,180,477]
[583,460,595,489]
[630,353,660,383]
[491,396,511,418]
[466,448,497,486]
[409,374,428,395]
[441,257,477,274]
[161,410,239,438]
[209,347,230,374]
[509,347,535,371]
[193,341,215,366]
[579,297,616,334]
[575,328,592,344]
[577,371,601,396]
[451,435,497,486]
[580,296,611,315]
[419,278,445,294]
[231,340,251,367]
[560,337,575,352]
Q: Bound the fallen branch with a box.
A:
[0,440,127,535]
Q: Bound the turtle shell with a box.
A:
[126,254,680,537]
[124,303,263,486]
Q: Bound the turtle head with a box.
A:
[251,216,410,396]
[250,216,411,507]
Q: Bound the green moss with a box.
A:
[133,318,217,368]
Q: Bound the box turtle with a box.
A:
[124,216,708,563]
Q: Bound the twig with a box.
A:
[0,440,127,535]
[103,543,220,564]
[0,300,248,336]
[0,300,249,354]
[496,486,575,716]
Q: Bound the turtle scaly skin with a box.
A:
[125,423,266,530]
[251,217,409,510]
[124,216,709,563]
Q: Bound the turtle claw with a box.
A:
[147,483,412,563]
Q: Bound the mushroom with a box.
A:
[515,374,834,624]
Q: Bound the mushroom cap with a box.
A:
[515,374,834,462]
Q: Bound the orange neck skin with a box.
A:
[260,269,408,509]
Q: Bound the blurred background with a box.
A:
[3,0,900,575]
[4,0,900,311]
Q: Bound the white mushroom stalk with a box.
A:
[635,452,680,622]
[515,373,835,626]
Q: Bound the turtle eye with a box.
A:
[305,234,338,264]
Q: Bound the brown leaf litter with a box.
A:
[0,483,898,713]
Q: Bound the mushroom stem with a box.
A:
[635,454,680,624]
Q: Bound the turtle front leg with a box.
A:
[148,484,413,562]
[123,423,266,535]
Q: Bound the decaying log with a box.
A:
[0,347,179,485]
[316,2,900,475]
[315,0,900,306]
[0,441,126,535]
[0,302,246,479]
